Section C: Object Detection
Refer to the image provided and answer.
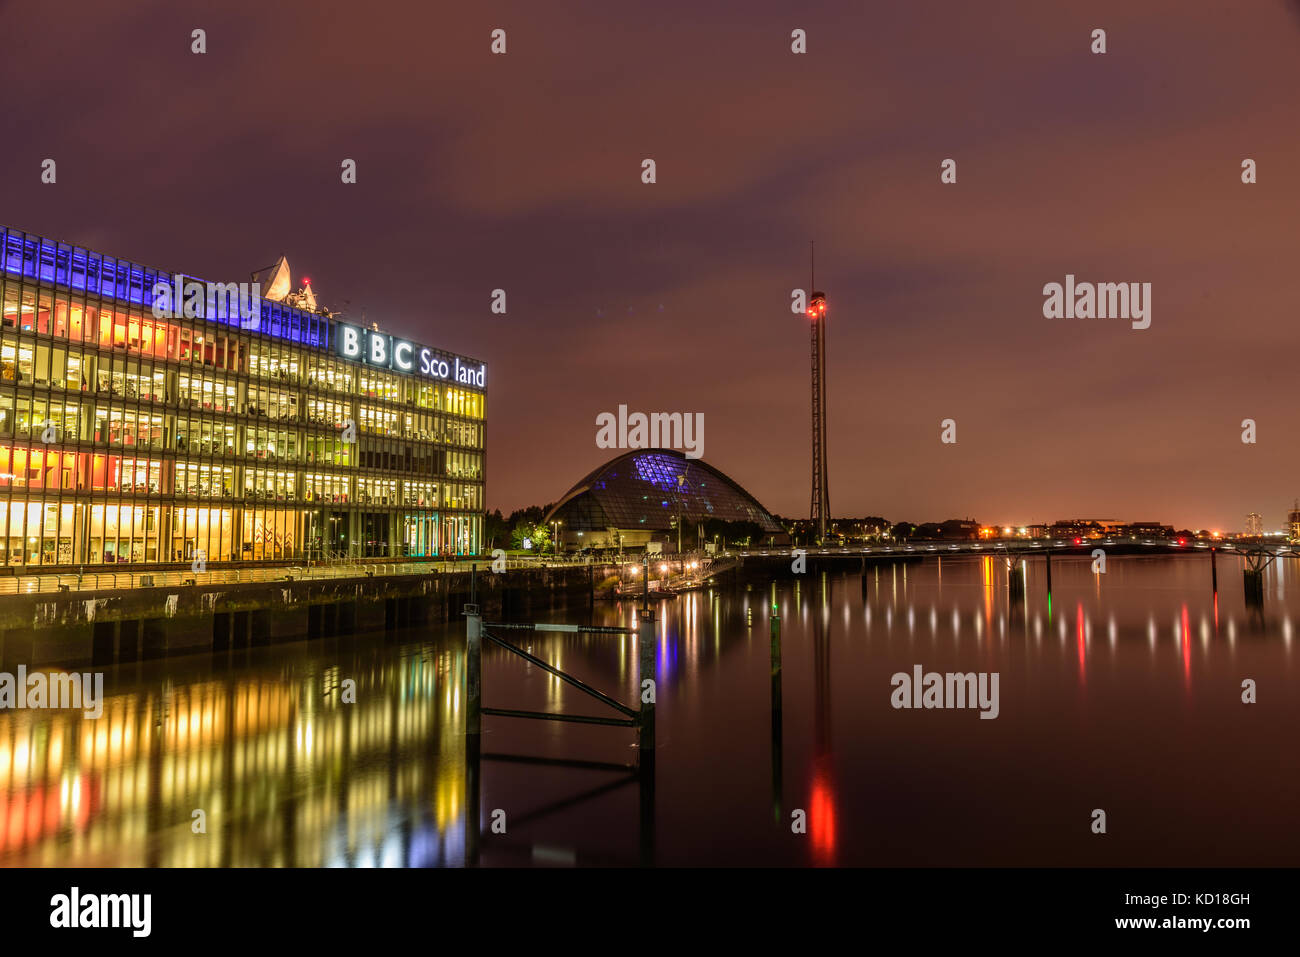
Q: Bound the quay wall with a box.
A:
[0,565,599,669]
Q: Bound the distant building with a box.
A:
[938,518,979,540]
[910,519,978,540]
[1288,501,1300,541]
[1127,522,1175,539]
[544,448,787,552]
[839,517,889,540]
[1246,512,1263,537]
[1046,519,1124,540]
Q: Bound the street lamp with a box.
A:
[552,520,562,557]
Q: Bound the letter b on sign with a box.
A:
[340,325,361,359]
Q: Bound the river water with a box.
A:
[1,554,1296,866]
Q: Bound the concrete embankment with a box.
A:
[0,565,601,670]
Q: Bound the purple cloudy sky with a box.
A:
[3,0,1299,530]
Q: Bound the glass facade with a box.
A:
[548,450,781,533]
[0,226,485,568]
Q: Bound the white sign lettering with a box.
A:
[335,322,483,386]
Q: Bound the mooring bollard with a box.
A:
[638,609,655,752]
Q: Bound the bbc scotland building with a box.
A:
[0,225,485,569]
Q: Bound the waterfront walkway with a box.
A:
[0,554,641,597]
[0,537,1275,597]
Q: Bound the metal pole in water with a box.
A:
[464,602,482,867]
[466,730,481,867]
[770,592,783,821]
[1211,547,1218,593]
[638,609,656,753]
[638,602,657,866]
[770,597,782,689]
[466,605,482,737]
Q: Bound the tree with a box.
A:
[889,521,915,541]
[511,520,548,551]
[484,509,508,549]
[702,518,765,548]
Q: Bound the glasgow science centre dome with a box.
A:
[543,449,787,549]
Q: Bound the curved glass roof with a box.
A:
[545,450,782,533]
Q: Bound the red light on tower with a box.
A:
[807,291,826,319]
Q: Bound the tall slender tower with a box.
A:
[807,244,829,542]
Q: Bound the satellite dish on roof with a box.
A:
[251,256,292,302]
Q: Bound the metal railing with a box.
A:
[0,552,662,596]
[0,547,808,597]
[0,559,466,595]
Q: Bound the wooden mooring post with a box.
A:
[1008,559,1025,600]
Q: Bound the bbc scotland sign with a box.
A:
[336,322,485,387]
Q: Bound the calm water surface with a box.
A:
[2,554,1297,866]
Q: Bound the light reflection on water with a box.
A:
[0,554,1296,867]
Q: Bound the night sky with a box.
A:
[4,1,1299,531]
